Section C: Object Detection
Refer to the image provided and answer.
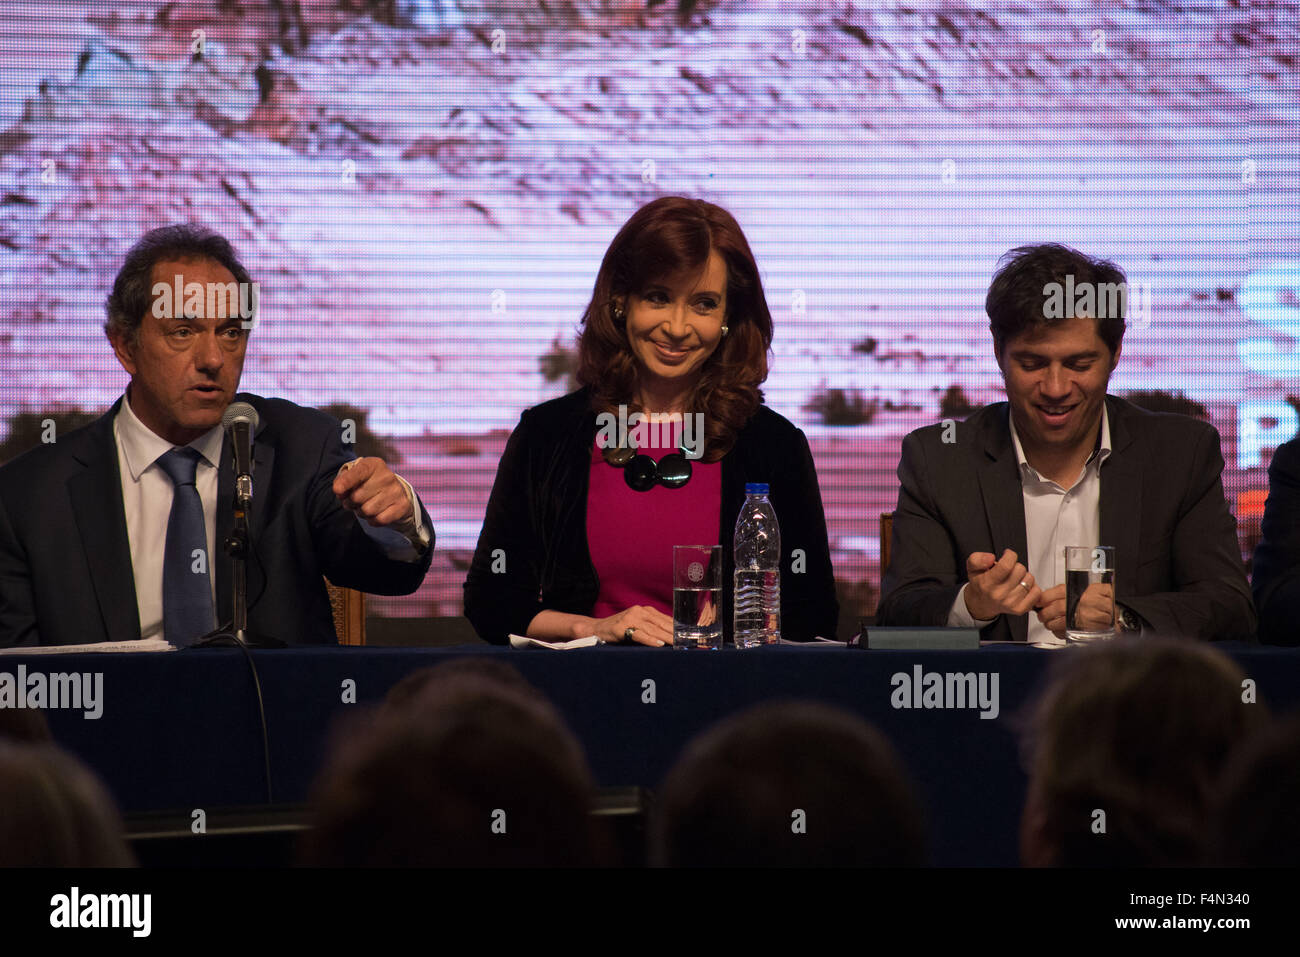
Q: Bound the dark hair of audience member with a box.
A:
[302,674,601,866]
[382,657,545,713]
[0,704,52,744]
[0,742,135,867]
[1018,636,1264,867]
[653,701,926,866]
[1207,712,1300,866]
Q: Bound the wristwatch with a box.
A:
[1117,604,1141,633]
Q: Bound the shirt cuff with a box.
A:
[394,474,431,549]
[947,583,997,628]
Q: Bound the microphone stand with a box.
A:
[194,469,285,649]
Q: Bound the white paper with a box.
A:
[0,638,176,655]
[508,634,601,650]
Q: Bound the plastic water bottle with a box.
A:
[733,483,781,647]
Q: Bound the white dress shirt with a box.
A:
[948,406,1111,644]
[114,393,429,643]
[115,394,223,642]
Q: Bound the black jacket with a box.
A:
[1252,434,1300,644]
[0,393,434,646]
[463,387,839,644]
[878,396,1256,642]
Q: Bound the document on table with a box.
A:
[979,639,1069,649]
[0,638,176,655]
[509,634,601,650]
[509,635,848,649]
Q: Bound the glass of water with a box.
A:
[1063,545,1116,643]
[673,545,722,650]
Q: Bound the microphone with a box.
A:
[222,402,259,503]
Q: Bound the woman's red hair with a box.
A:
[576,196,773,462]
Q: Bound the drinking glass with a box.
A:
[1064,545,1116,643]
[673,545,722,650]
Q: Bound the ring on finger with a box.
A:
[1018,578,1031,590]
[624,626,637,641]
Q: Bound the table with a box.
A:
[10,643,1298,865]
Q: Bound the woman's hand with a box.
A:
[580,605,675,647]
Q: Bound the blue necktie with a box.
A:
[156,447,214,646]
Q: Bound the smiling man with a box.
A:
[0,225,433,647]
[877,243,1255,642]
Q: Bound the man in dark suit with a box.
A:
[878,244,1254,642]
[0,225,433,647]
[1250,437,1300,645]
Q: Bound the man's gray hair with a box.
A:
[103,224,253,346]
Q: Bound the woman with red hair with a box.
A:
[464,197,838,645]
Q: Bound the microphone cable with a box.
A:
[203,471,274,805]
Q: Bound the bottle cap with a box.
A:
[744,483,770,494]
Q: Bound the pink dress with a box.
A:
[586,421,722,618]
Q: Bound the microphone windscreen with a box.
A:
[222,402,260,432]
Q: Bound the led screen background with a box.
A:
[1,0,1297,628]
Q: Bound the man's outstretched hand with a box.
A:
[333,458,415,528]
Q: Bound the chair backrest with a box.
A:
[879,512,893,595]
[325,579,366,645]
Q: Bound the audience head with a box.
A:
[0,704,52,744]
[1019,636,1263,866]
[381,656,545,712]
[1208,712,1300,866]
[0,741,134,867]
[653,700,926,866]
[304,668,600,866]
[577,196,772,459]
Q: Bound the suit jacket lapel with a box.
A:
[68,400,141,643]
[1099,397,1141,602]
[214,403,274,625]
[977,405,1029,641]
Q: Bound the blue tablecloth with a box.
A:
[10,642,1298,865]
